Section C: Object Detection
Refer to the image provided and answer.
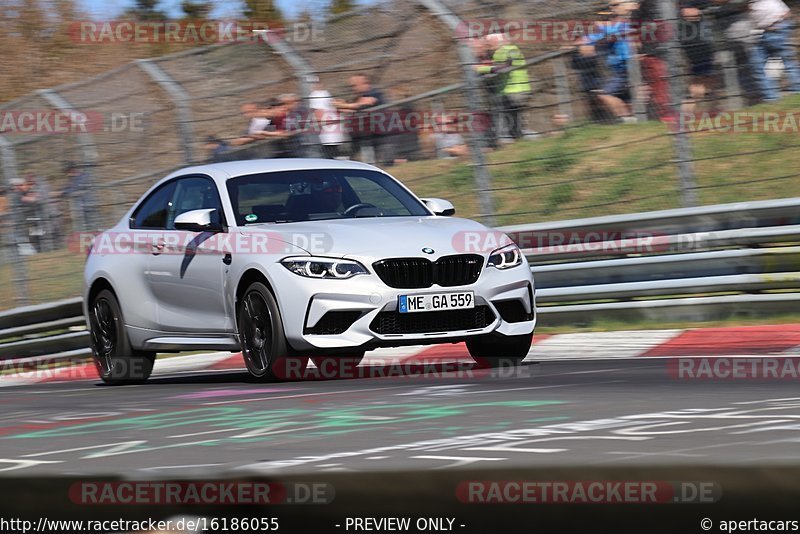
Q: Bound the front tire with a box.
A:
[89,289,155,385]
[238,282,308,381]
[466,331,533,368]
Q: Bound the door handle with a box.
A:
[223,253,232,265]
[152,239,166,255]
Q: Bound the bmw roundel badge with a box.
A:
[422,248,435,254]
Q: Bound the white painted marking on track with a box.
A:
[465,380,622,395]
[23,441,147,458]
[202,385,427,405]
[152,352,236,374]
[167,428,246,439]
[141,463,224,471]
[529,330,683,360]
[411,456,507,469]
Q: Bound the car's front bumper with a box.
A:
[267,262,536,353]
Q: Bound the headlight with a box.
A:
[281,257,368,279]
[488,244,523,270]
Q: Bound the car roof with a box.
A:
[166,158,381,181]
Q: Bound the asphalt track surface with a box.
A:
[1,355,799,477]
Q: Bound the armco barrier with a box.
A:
[1,198,799,362]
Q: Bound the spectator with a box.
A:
[632,0,673,121]
[750,0,800,101]
[13,174,50,252]
[273,93,317,158]
[204,135,229,162]
[334,74,389,164]
[704,0,761,105]
[679,1,717,113]
[570,37,611,123]
[0,185,7,218]
[231,102,274,146]
[52,162,93,232]
[308,76,348,159]
[475,32,532,141]
[471,36,501,148]
[433,116,469,159]
[580,1,638,123]
[386,85,422,165]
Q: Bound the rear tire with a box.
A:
[310,353,365,379]
[466,331,533,368]
[89,289,155,385]
[238,282,308,381]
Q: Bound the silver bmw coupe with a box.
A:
[84,159,536,384]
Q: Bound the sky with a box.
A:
[77,0,370,19]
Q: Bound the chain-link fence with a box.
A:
[2,0,800,307]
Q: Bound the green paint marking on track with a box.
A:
[7,401,565,440]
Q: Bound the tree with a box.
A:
[124,0,167,21]
[181,1,213,19]
[242,0,284,23]
[13,0,47,41]
[295,9,313,26]
[329,0,355,16]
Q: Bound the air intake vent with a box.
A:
[370,306,495,335]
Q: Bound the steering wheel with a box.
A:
[343,203,378,217]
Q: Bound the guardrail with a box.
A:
[1,197,799,362]
[515,197,800,325]
[0,298,89,362]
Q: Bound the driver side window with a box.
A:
[130,182,176,230]
[343,175,407,215]
[166,176,224,230]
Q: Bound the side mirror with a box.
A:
[422,198,456,217]
[174,208,223,232]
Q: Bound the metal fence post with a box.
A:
[264,32,322,158]
[136,59,195,165]
[716,50,744,110]
[416,0,497,227]
[0,135,31,306]
[553,55,574,124]
[37,89,99,233]
[264,32,314,103]
[626,53,648,122]
[661,0,699,207]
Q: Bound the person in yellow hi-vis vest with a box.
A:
[475,32,532,141]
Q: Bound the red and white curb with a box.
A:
[2,324,800,387]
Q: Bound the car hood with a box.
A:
[242,216,501,260]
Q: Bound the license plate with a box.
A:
[399,292,474,313]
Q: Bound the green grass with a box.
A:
[1,249,85,308]
[391,95,800,225]
[2,97,800,310]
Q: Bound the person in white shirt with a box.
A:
[308,76,348,159]
[231,102,275,146]
[750,0,800,100]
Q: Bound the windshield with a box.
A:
[227,169,431,225]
